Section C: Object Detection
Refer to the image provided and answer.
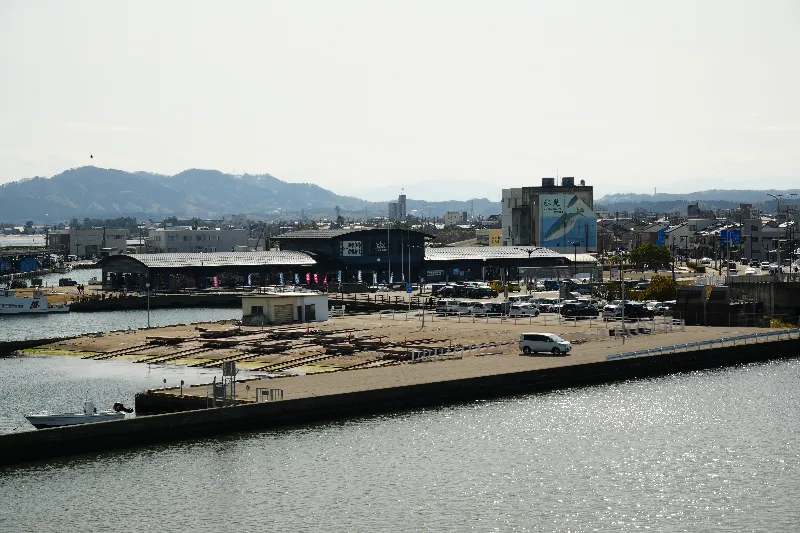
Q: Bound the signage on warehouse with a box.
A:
[341,240,363,257]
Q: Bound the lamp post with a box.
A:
[525,249,534,294]
[572,242,579,277]
[671,236,676,281]
[145,281,151,329]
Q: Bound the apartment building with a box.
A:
[149,227,249,253]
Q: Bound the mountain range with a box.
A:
[0,167,500,224]
[2,166,797,224]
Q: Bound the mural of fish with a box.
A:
[541,194,595,244]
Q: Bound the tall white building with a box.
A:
[49,228,130,257]
[388,193,407,221]
[501,177,596,252]
[444,211,467,226]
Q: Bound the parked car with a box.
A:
[488,302,511,315]
[745,267,757,275]
[625,301,654,319]
[468,286,499,299]
[509,304,540,318]
[561,301,599,318]
[740,258,749,265]
[542,280,560,291]
[507,281,522,292]
[430,283,447,296]
[519,332,571,355]
[470,302,494,316]
[575,283,594,295]
[760,261,771,270]
[368,285,391,292]
[435,299,461,314]
[487,280,504,292]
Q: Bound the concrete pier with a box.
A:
[2,327,798,466]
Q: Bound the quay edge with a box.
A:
[1,337,799,467]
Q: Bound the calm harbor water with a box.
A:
[1,357,798,532]
[0,306,242,342]
[2,268,242,342]
[0,355,225,434]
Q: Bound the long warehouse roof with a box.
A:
[122,251,316,269]
[424,246,567,261]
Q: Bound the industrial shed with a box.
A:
[422,246,569,282]
[241,291,329,326]
[98,251,318,291]
[275,228,430,284]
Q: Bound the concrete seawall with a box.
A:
[70,292,242,311]
[2,338,799,466]
[0,337,75,357]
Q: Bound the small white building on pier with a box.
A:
[241,291,328,326]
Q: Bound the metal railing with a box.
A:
[606,328,800,361]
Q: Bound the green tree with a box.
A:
[643,275,679,301]
[629,242,671,270]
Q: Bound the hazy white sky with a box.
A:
[1,0,798,198]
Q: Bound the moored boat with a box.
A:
[25,401,133,429]
[0,288,70,314]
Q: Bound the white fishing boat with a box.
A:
[0,288,70,314]
[25,401,133,429]
[52,264,71,274]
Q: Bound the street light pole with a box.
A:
[573,242,578,277]
[671,237,676,281]
[145,281,151,329]
[767,194,783,280]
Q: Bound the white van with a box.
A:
[435,299,460,314]
[519,333,571,355]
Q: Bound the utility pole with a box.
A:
[619,251,625,345]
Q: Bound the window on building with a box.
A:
[752,236,758,242]
[751,225,758,232]
[250,305,264,315]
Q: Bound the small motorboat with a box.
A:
[25,400,133,429]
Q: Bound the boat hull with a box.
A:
[0,306,70,315]
[25,412,125,429]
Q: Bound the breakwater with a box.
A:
[70,292,242,311]
[2,335,799,466]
